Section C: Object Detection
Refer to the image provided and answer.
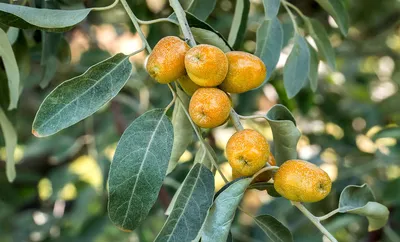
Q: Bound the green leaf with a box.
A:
[0,107,17,182]
[371,127,400,141]
[228,0,250,49]
[202,178,251,242]
[254,215,293,242]
[306,18,336,70]
[194,141,217,170]
[32,53,132,137]
[308,43,319,92]
[0,3,91,32]
[255,18,283,81]
[338,184,389,231]
[6,27,19,45]
[315,0,349,36]
[0,28,19,110]
[167,88,192,174]
[12,30,30,87]
[155,164,214,241]
[248,182,281,197]
[283,34,310,98]
[265,104,301,165]
[187,0,216,20]
[108,109,174,231]
[262,0,280,20]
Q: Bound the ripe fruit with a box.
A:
[184,44,228,87]
[146,36,189,84]
[274,160,332,203]
[189,88,231,128]
[219,51,267,93]
[178,75,200,96]
[226,129,270,176]
[232,152,276,182]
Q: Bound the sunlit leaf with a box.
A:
[371,127,400,141]
[254,215,293,242]
[187,0,216,20]
[228,0,250,49]
[262,0,280,20]
[0,107,17,182]
[315,0,349,36]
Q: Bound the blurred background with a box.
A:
[0,0,400,241]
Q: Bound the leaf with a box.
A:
[254,215,293,242]
[194,141,217,170]
[12,30,30,87]
[315,0,349,36]
[307,43,319,92]
[0,107,17,182]
[155,164,214,241]
[32,53,132,137]
[165,182,183,216]
[248,182,281,197]
[167,88,192,174]
[0,3,91,32]
[0,28,19,110]
[371,127,400,141]
[265,104,301,165]
[228,0,250,49]
[306,18,336,70]
[7,27,19,45]
[108,109,174,231]
[283,34,310,98]
[262,0,280,20]
[255,18,283,81]
[202,178,251,242]
[187,0,216,20]
[338,184,389,231]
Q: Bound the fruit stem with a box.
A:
[251,166,279,183]
[317,208,340,221]
[230,109,244,131]
[92,0,120,11]
[292,202,338,242]
[169,0,197,47]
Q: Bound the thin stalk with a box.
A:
[230,109,244,131]
[281,0,299,33]
[169,0,196,47]
[317,208,340,221]
[137,18,178,25]
[92,0,120,11]
[251,166,279,183]
[238,114,266,120]
[282,0,307,21]
[165,84,177,114]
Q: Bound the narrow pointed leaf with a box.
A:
[0,107,17,182]
[266,104,301,165]
[315,0,349,36]
[155,164,214,241]
[0,3,91,32]
[187,0,216,20]
[228,0,250,49]
[283,34,310,98]
[32,53,132,137]
[308,43,319,92]
[202,178,251,242]
[255,18,283,81]
[254,215,293,242]
[262,0,280,20]
[0,28,19,110]
[108,109,174,231]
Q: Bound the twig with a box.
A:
[92,0,120,11]
[317,208,340,221]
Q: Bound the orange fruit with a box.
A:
[146,36,190,84]
[184,44,228,87]
[274,160,332,203]
[219,51,267,93]
[178,75,200,96]
[189,88,231,128]
[226,129,270,176]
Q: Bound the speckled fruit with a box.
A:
[189,88,231,128]
[219,51,267,93]
[226,129,270,176]
[184,44,228,87]
[178,75,200,96]
[274,160,332,203]
[146,36,190,84]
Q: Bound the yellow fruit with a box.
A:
[219,51,267,93]
[232,152,276,182]
[146,36,190,84]
[274,160,332,203]
[184,44,228,87]
[178,75,200,96]
[189,88,231,128]
[226,129,270,176]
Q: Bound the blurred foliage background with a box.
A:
[0,0,400,241]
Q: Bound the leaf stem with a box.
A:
[282,0,308,22]
[137,18,178,25]
[92,0,120,11]
[292,202,338,242]
[230,109,244,131]
[165,84,177,114]
[238,114,266,120]
[317,208,340,221]
[281,0,299,33]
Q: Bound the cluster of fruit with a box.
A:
[146,36,332,203]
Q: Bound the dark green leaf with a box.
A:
[12,30,30,87]
[254,215,293,242]
[32,53,132,137]
[266,104,301,165]
[255,18,283,81]
[228,0,250,49]
[283,34,310,98]
[0,28,19,110]
[248,182,281,197]
[202,178,251,242]
[262,0,280,20]
[315,0,349,36]
[108,109,174,231]
[308,43,319,92]
[187,0,216,20]
[307,18,336,70]
[281,21,294,48]
[371,127,400,141]
[0,3,91,32]
[0,107,17,182]
[155,164,214,242]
